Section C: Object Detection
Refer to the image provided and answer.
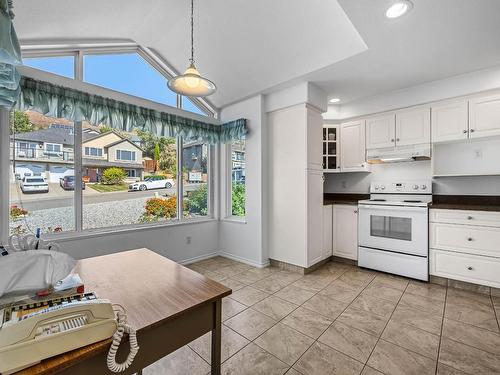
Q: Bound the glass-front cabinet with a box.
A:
[323,124,340,172]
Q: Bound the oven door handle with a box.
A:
[358,204,427,212]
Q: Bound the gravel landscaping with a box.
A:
[9,196,156,234]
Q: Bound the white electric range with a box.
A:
[357,180,432,281]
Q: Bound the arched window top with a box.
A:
[21,44,215,117]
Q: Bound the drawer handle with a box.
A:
[467,216,473,220]
[467,266,473,271]
[467,237,473,242]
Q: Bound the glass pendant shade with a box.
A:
[168,63,216,97]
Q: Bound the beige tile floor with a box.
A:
[143,256,500,375]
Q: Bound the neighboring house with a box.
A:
[10,126,144,183]
[231,140,245,183]
[182,140,208,183]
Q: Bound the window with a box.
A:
[230,138,246,217]
[116,150,136,161]
[83,53,177,107]
[84,147,103,157]
[45,143,62,154]
[125,169,136,178]
[183,139,209,218]
[9,111,75,235]
[23,56,75,79]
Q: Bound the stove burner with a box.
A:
[403,200,423,203]
[370,199,386,202]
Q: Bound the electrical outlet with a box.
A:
[186,236,191,245]
[474,149,483,158]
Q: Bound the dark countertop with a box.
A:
[429,195,500,212]
[324,193,369,206]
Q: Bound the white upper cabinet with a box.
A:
[306,106,324,170]
[340,120,368,172]
[366,114,395,150]
[395,105,431,146]
[469,93,500,139]
[431,100,469,143]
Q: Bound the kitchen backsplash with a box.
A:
[324,160,500,195]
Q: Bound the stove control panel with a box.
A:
[371,181,432,194]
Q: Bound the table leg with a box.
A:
[211,299,222,375]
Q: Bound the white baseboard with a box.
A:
[217,251,270,268]
[180,251,219,265]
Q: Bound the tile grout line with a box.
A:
[434,283,448,375]
[360,277,411,375]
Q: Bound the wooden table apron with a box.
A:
[14,249,230,375]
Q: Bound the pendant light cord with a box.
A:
[190,0,195,65]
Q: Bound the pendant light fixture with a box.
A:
[168,0,216,97]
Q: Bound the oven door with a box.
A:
[358,204,428,256]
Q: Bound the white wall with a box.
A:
[218,95,268,267]
[49,221,219,264]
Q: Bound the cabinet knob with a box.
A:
[396,138,400,142]
[470,129,475,133]
[467,237,473,242]
[467,266,473,271]
[391,139,395,142]
[463,129,468,134]
[467,216,473,220]
[354,210,358,214]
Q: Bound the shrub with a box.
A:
[10,205,28,220]
[101,167,126,185]
[231,183,246,216]
[187,184,208,216]
[144,196,177,219]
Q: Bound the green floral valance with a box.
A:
[0,0,21,109]
[15,76,247,144]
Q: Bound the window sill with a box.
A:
[221,216,247,224]
[42,217,217,242]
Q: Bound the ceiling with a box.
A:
[12,0,500,109]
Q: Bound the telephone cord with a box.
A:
[106,305,139,373]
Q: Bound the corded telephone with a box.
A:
[0,292,139,374]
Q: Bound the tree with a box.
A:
[11,111,33,134]
[159,142,177,175]
[231,183,246,216]
[101,167,126,185]
[153,143,160,172]
[187,184,208,216]
[99,125,113,134]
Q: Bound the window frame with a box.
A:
[84,147,103,157]
[2,42,220,242]
[116,149,136,161]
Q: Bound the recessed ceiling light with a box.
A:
[386,0,413,19]
[329,98,340,103]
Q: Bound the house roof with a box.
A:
[104,138,143,152]
[11,128,97,145]
[83,158,144,169]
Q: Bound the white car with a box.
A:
[20,176,49,193]
[128,176,175,191]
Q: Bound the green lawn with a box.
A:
[88,183,129,193]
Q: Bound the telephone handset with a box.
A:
[0,292,139,374]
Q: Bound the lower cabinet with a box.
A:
[430,208,500,288]
[332,204,359,260]
[322,205,333,259]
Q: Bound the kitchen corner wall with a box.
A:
[324,161,500,195]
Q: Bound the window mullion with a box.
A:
[74,121,83,231]
[177,136,183,221]
[75,50,83,81]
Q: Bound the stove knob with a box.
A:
[380,185,386,190]
[413,185,419,190]
[421,184,427,190]
[374,185,379,190]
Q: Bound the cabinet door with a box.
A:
[333,205,358,260]
[366,114,395,150]
[340,120,367,172]
[307,107,324,170]
[307,170,324,267]
[469,94,500,139]
[431,100,468,143]
[395,105,431,146]
[322,205,333,259]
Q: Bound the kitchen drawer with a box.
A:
[430,222,500,258]
[430,249,500,288]
[430,209,500,228]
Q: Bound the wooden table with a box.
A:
[17,248,231,375]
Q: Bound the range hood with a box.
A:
[367,144,431,164]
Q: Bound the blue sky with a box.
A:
[23,53,205,115]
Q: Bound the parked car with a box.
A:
[128,176,175,191]
[20,176,49,194]
[59,176,86,191]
